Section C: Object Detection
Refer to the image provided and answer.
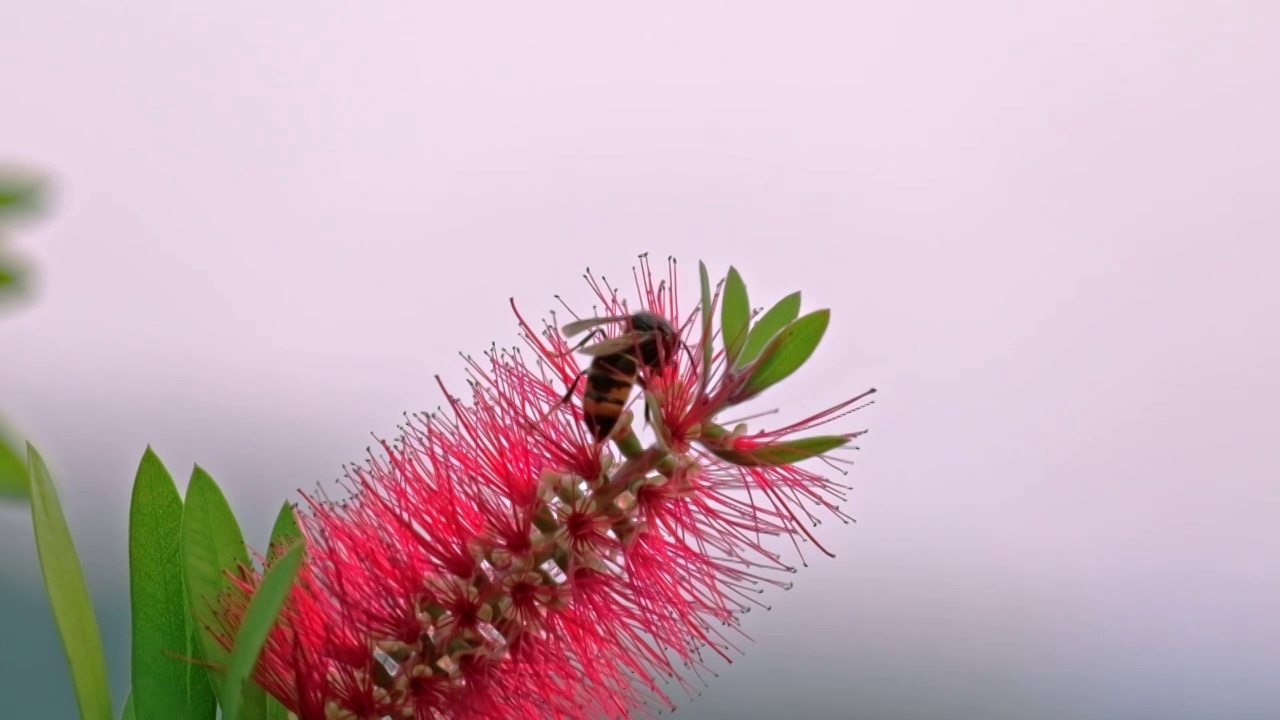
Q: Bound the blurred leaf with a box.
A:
[130,448,213,720]
[181,466,251,702]
[237,668,275,716]
[264,696,288,717]
[735,309,830,402]
[266,501,301,563]
[221,542,304,720]
[0,173,44,217]
[706,434,850,466]
[259,506,298,717]
[119,691,135,720]
[264,693,290,720]
[735,291,801,369]
[698,261,714,393]
[0,169,44,303]
[0,256,28,293]
[720,266,750,367]
[0,434,26,499]
[26,443,113,720]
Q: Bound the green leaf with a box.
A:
[265,695,290,720]
[0,256,28,293]
[706,435,850,466]
[26,443,113,720]
[720,266,750,367]
[119,691,135,720]
[262,500,304,719]
[236,669,275,719]
[266,501,301,563]
[736,309,830,402]
[0,174,44,216]
[221,541,304,720]
[184,625,217,720]
[130,448,213,720]
[735,291,801,369]
[698,261,714,393]
[0,434,26,499]
[181,466,251,703]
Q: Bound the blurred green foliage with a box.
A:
[0,426,28,498]
[0,164,47,498]
[0,166,46,300]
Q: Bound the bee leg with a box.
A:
[529,369,588,430]
[559,369,587,404]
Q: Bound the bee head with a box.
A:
[629,311,674,336]
[628,311,683,370]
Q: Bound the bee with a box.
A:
[554,311,687,442]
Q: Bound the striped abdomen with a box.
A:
[582,351,639,441]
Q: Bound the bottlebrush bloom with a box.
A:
[214,256,876,720]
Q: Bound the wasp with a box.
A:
[553,311,688,442]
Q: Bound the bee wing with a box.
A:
[576,333,648,357]
[561,315,631,337]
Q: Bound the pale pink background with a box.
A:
[2,3,1277,718]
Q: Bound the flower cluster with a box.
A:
[215,256,875,720]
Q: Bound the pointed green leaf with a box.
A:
[181,547,217,719]
[265,695,290,720]
[706,435,850,466]
[736,309,830,402]
[184,625,217,720]
[221,541,304,720]
[735,291,801,369]
[130,448,208,720]
[119,691,135,720]
[267,696,293,717]
[234,644,287,719]
[720,266,750,367]
[181,466,251,702]
[0,435,26,499]
[26,443,113,720]
[260,505,301,719]
[698,261,714,393]
[266,501,301,563]
[230,667,278,717]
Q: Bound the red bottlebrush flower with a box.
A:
[216,256,875,720]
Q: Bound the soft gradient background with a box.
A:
[2,2,1277,718]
